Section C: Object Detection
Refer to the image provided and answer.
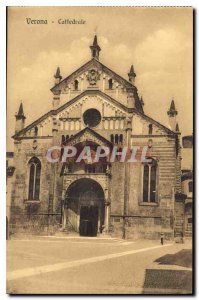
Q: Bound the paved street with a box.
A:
[7,236,192,294]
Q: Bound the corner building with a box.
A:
[10,36,182,239]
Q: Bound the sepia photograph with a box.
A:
[6,6,193,295]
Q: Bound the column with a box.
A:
[62,191,69,231]
[113,119,116,130]
[68,120,71,131]
[60,121,64,130]
[104,202,110,233]
[102,74,106,92]
[81,75,84,92]
[108,118,110,130]
[61,190,66,229]
[116,84,119,99]
[68,86,71,101]
[52,91,61,110]
[40,125,43,136]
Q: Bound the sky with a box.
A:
[7,7,193,150]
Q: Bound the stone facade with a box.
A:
[181,135,193,238]
[10,36,182,239]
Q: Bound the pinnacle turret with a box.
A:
[15,102,26,120]
[54,67,62,85]
[128,65,136,83]
[167,99,178,117]
[90,35,101,60]
[15,102,26,133]
[167,98,178,131]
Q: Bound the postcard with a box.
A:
[6,6,193,295]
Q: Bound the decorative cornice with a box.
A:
[13,91,176,139]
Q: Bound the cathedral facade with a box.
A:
[10,36,182,239]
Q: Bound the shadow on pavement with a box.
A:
[142,269,192,294]
[142,249,192,294]
[154,249,192,268]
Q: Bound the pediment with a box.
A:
[57,90,128,120]
[64,127,112,147]
[51,58,134,94]
[13,90,129,139]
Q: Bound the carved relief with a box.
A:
[86,69,100,85]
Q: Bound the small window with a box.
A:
[34,126,38,136]
[108,79,113,89]
[119,134,123,144]
[61,135,65,145]
[115,134,119,144]
[188,181,193,193]
[74,80,79,90]
[110,134,114,143]
[148,124,153,135]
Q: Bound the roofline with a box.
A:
[57,89,129,113]
[50,58,134,93]
[12,110,53,139]
[13,90,176,139]
[63,127,113,147]
[12,90,130,139]
[133,110,176,135]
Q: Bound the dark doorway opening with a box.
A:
[66,178,105,236]
[79,205,98,236]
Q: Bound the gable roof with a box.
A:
[133,110,176,135]
[13,90,175,139]
[12,90,129,139]
[57,89,129,114]
[51,58,135,93]
[63,126,113,147]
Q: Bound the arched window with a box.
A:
[61,135,65,145]
[142,160,157,202]
[74,80,79,90]
[34,126,38,136]
[148,124,153,135]
[115,134,119,144]
[28,157,41,200]
[110,134,114,143]
[108,79,113,89]
[188,181,193,193]
[143,165,149,201]
[119,134,123,144]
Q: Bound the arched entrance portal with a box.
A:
[66,178,105,237]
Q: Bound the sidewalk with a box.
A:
[7,236,192,294]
